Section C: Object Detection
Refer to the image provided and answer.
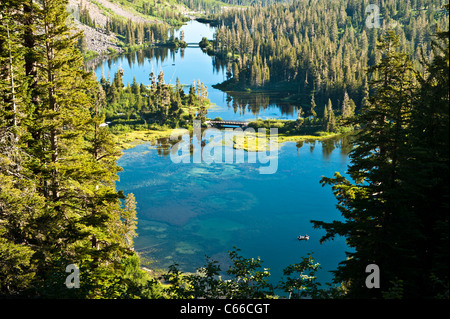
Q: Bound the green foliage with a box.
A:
[199,36,210,49]
[73,0,190,53]
[0,0,160,298]
[160,248,341,299]
[2,0,448,300]
[0,235,36,296]
[104,16,171,47]
[119,254,165,299]
[278,253,341,299]
[247,115,347,136]
[100,69,210,130]
[186,257,223,299]
[160,248,274,299]
[182,0,287,15]
[311,26,449,298]
[208,0,449,115]
[161,263,192,299]
[79,3,96,28]
[323,99,337,132]
[223,247,273,298]
[117,0,189,26]
[122,193,138,248]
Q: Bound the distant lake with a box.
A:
[94,20,301,121]
[94,20,352,289]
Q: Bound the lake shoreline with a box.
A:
[117,127,352,289]
[113,124,346,152]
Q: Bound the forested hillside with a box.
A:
[207,0,449,114]
[69,0,191,55]
[69,0,288,56]
[181,0,287,13]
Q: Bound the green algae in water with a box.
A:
[202,190,257,212]
[175,241,201,255]
[184,217,244,246]
[140,220,168,233]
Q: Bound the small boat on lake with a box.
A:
[297,235,310,241]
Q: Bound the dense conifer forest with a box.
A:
[0,0,448,300]
[206,0,448,115]
[99,68,210,132]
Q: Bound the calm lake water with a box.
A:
[95,20,352,288]
[94,20,300,121]
[117,134,351,286]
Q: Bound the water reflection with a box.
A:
[147,129,355,162]
[99,19,356,288]
[92,20,302,121]
[221,90,299,119]
[105,47,179,72]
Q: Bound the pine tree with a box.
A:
[361,78,370,110]
[188,81,196,120]
[155,70,169,122]
[122,193,138,249]
[1,0,150,298]
[131,76,140,96]
[310,94,317,118]
[77,28,88,54]
[322,99,336,132]
[175,77,185,100]
[311,31,418,298]
[322,101,328,129]
[0,0,41,296]
[400,25,449,298]
[328,100,336,132]
[198,81,208,121]
[341,91,351,118]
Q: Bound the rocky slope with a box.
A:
[71,19,123,55]
[68,0,161,54]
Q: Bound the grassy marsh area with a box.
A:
[112,127,175,150]
[112,118,347,152]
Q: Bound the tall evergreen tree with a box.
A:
[0,0,42,297]
[310,94,317,118]
[323,99,336,132]
[341,91,353,119]
[400,25,449,298]
[311,30,428,298]
[1,0,153,298]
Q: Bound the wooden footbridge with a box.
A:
[206,120,250,128]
